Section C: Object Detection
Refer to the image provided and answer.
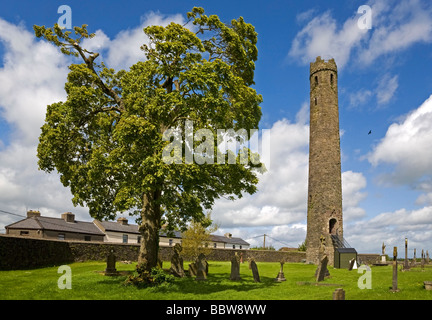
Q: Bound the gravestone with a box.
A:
[411,248,417,267]
[248,258,260,283]
[332,288,345,300]
[275,260,286,282]
[188,262,197,277]
[403,237,410,271]
[170,243,185,277]
[390,246,400,292]
[105,250,118,276]
[427,250,430,264]
[230,252,241,281]
[315,255,330,282]
[348,258,356,271]
[195,253,208,281]
[421,249,425,271]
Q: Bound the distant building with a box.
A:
[5,211,249,249]
[5,210,105,242]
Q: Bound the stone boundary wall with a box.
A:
[0,235,306,270]
[358,253,380,265]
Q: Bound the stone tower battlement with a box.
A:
[310,56,337,77]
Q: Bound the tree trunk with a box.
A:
[137,190,162,273]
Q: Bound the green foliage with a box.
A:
[181,212,219,260]
[298,241,307,252]
[33,7,263,232]
[125,266,175,288]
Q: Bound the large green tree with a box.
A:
[34,7,263,272]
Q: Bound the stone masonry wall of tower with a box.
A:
[306,56,343,266]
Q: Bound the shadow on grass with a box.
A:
[157,272,281,295]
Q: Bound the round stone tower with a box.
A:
[306,56,343,265]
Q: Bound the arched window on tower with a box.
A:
[314,97,317,106]
[330,73,334,86]
[314,75,318,86]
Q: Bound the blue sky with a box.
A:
[1,0,432,256]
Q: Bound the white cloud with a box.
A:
[376,73,398,105]
[289,0,432,69]
[342,171,367,221]
[359,0,432,65]
[289,10,366,69]
[368,94,432,185]
[0,18,69,146]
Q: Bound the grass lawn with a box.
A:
[1,260,432,300]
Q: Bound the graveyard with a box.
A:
[1,259,432,300]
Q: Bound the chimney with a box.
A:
[61,212,75,223]
[117,217,128,225]
[224,233,232,239]
[27,210,41,218]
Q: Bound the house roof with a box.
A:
[210,234,250,246]
[94,220,140,235]
[6,216,105,236]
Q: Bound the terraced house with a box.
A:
[5,210,250,249]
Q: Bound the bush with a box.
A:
[125,265,175,288]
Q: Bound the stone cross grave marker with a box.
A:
[275,260,286,282]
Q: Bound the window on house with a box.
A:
[122,234,128,243]
[137,236,141,244]
[214,243,217,248]
[84,235,91,241]
[232,245,236,249]
[58,233,65,240]
[240,245,242,249]
[20,231,29,236]
[169,239,173,246]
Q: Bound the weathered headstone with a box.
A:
[390,246,400,292]
[427,250,430,264]
[411,248,417,267]
[348,258,356,271]
[230,252,241,281]
[275,260,286,282]
[170,243,185,277]
[105,250,118,276]
[188,262,197,277]
[195,253,208,281]
[403,237,410,271]
[421,249,425,271]
[248,258,260,283]
[315,255,330,282]
[332,288,345,300]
